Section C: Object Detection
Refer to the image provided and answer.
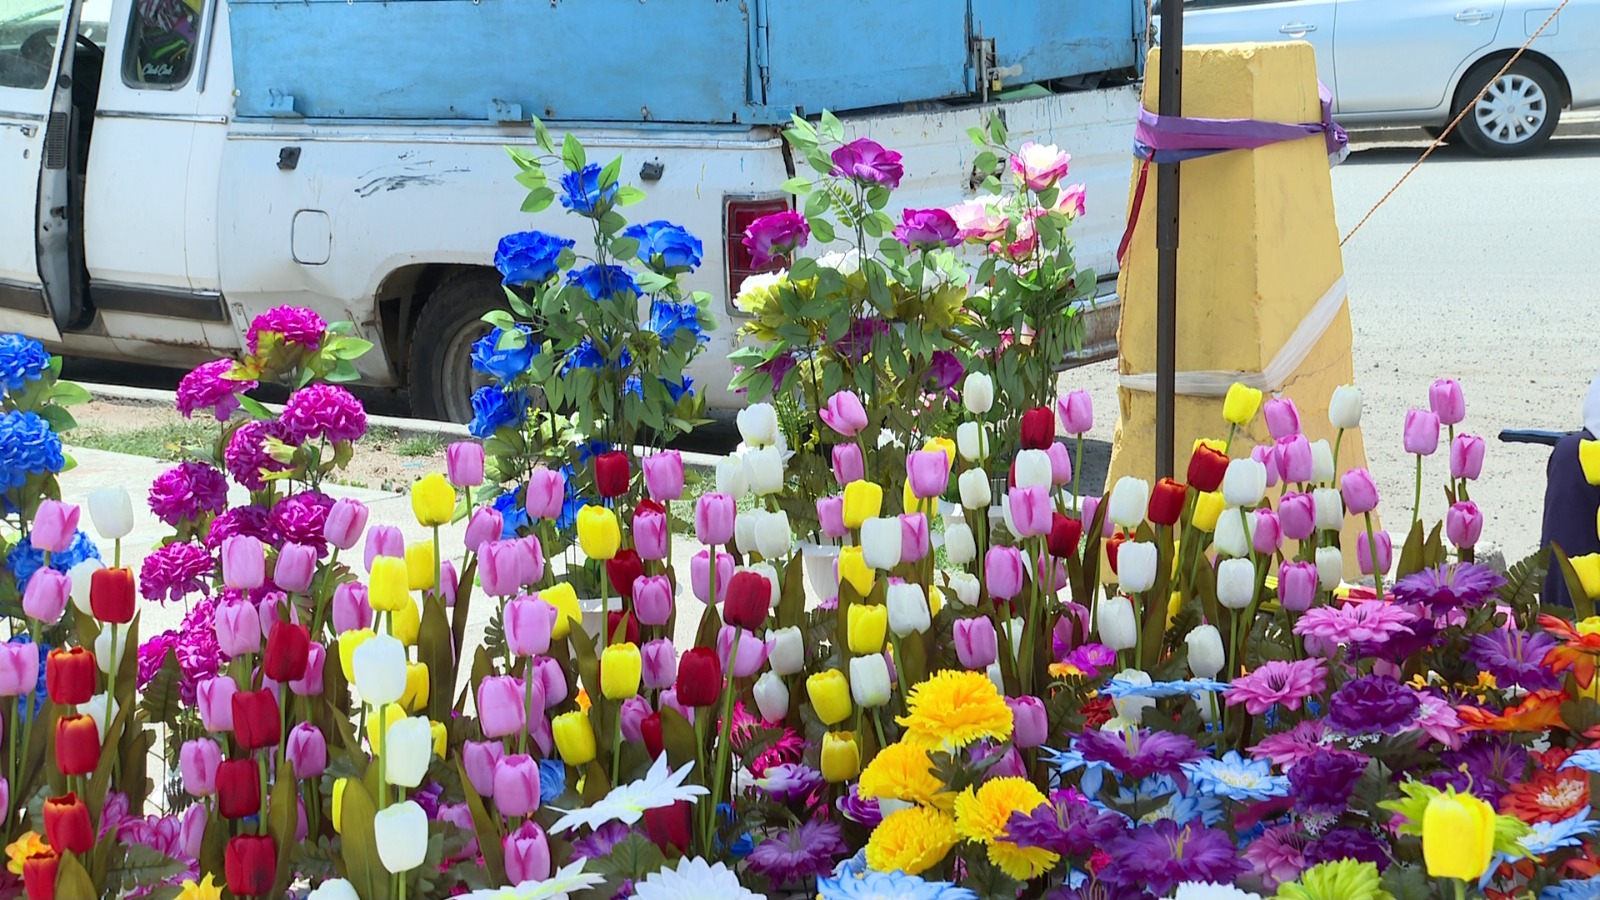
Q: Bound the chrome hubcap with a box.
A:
[1475,73,1548,145]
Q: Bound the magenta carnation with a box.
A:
[1225,658,1328,715]
[245,305,326,354]
[1293,601,1418,647]
[173,595,223,703]
[138,540,214,603]
[741,210,809,268]
[280,383,367,445]
[224,420,291,491]
[176,359,256,422]
[204,505,276,551]
[271,491,334,552]
[137,631,178,688]
[147,462,229,526]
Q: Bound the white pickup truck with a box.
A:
[0,0,1144,422]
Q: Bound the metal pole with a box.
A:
[1154,0,1183,479]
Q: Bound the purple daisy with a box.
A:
[1328,675,1420,735]
[224,420,292,491]
[1431,738,1529,805]
[1101,819,1247,897]
[147,461,229,527]
[1466,628,1561,691]
[1303,826,1392,871]
[1293,601,1417,647]
[138,540,214,603]
[1242,823,1309,891]
[1289,749,1369,814]
[1005,789,1127,856]
[1392,562,1506,613]
[1063,642,1118,678]
[752,763,823,802]
[245,305,326,354]
[280,383,368,445]
[1074,728,1204,785]
[745,819,847,886]
[271,491,333,553]
[1249,720,1331,768]
[569,821,632,861]
[204,505,276,551]
[1224,658,1328,715]
[175,358,256,422]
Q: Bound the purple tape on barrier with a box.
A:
[1132,82,1348,163]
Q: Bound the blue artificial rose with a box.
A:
[622,220,703,273]
[561,338,633,374]
[6,529,99,591]
[494,231,576,286]
[0,334,51,394]
[647,300,707,349]
[467,384,529,439]
[567,264,638,302]
[663,376,694,403]
[0,410,65,490]
[470,325,538,382]
[537,758,566,804]
[558,164,618,217]
[491,487,530,539]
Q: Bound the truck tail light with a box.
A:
[724,197,794,308]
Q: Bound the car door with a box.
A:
[1175,0,1338,96]
[1332,0,1508,113]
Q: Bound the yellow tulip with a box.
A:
[540,583,581,640]
[1570,554,1600,600]
[332,778,348,833]
[411,472,455,527]
[405,541,436,592]
[1222,382,1263,427]
[848,604,888,654]
[923,437,957,470]
[429,720,447,757]
[927,586,944,618]
[1191,491,1226,533]
[391,598,421,647]
[366,703,407,751]
[1581,439,1600,486]
[1166,591,1182,629]
[175,873,223,900]
[839,546,875,598]
[821,731,861,782]
[400,662,430,713]
[1192,437,1226,455]
[576,506,622,561]
[552,710,597,766]
[806,669,853,725]
[1577,616,1600,636]
[338,628,375,681]
[368,556,411,613]
[902,479,919,518]
[600,642,642,699]
[843,480,883,530]
[1422,790,1495,881]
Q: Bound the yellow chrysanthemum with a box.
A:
[1048,661,1085,679]
[176,873,224,900]
[865,806,960,876]
[4,831,45,875]
[897,670,1013,748]
[858,742,954,810]
[953,778,1059,880]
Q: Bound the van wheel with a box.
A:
[407,270,506,423]
[1456,58,1562,156]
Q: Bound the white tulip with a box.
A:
[1107,477,1150,529]
[94,625,131,674]
[1222,459,1268,507]
[1117,542,1159,593]
[85,692,118,741]
[1097,595,1138,650]
[1212,510,1251,559]
[766,626,805,675]
[887,583,931,637]
[716,456,748,498]
[1309,439,1335,484]
[1185,624,1226,678]
[734,509,764,556]
[958,469,992,510]
[1195,691,1220,723]
[963,372,994,414]
[736,403,780,447]
[754,510,792,559]
[849,655,892,708]
[860,518,902,570]
[67,558,103,616]
[1004,617,1025,659]
[1316,546,1344,590]
[352,634,408,707]
[753,671,790,721]
[1313,488,1344,531]
[308,880,361,900]
[944,523,976,565]
[373,800,428,873]
[383,718,434,788]
[1216,558,1256,609]
[802,550,839,600]
[1014,450,1053,490]
[87,487,133,541]
[1328,385,1363,430]
[743,447,785,496]
[956,422,989,462]
[985,660,1006,693]
[946,571,980,608]
[1111,669,1155,723]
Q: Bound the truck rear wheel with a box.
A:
[407,270,505,423]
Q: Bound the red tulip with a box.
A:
[1019,407,1055,451]
[605,611,640,647]
[1047,514,1084,559]
[641,712,663,759]
[644,799,693,854]
[1148,478,1188,527]
[722,571,771,630]
[55,714,100,775]
[262,621,311,683]
[594,451,630,499]
[224,834,277,897]
[21,849,58,900]
[674,647,722,707]
[1186,442,1229,493]
[605,549,644,599]
[231,689,281,752]
[45,647,96,706]
[42,793,93,855]
[217,758,262,819]
[89,566,136,624]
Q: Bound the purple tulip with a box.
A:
[1278,561,1318,612]
[898,513,931,565]
[1046,442,1074,487]
[180,738,221,797]
[479,540,523,598]
[926,350,965,392]
[514,535,545,587]
[1403,408,1441,456]
[440,560,459,608]
[477,676,527,740]
[22,569,69,624]
[215,599,262,658]
[830,138,905,188]
[464,507,504,554]
[463,740,504,797]
[274,542,317,594]
[222,535,266,590]
[447,441,486,488]
[504,595,553,657]
[1447,501,1483,548]
[503,821,552,885]
[954,617,997,670]
[1007,696,1049,749]
[1340,468,1381,515]
[620,695,652,742]
[1251,509,1283,554]
[331,583,372,634]
[695,493,736,546]
[29,500,79,554]
[525,467,566,520]
[634,507,669,561]
[289,643,325,696]
[493,754,541,817]
[1081,496,1113,538]
[831,443,865,487]
[633,575,674,626]
[718,625,769,678]
[820,391,870,438]
[1450,433,1485,481]
[1008,487,1052,538]
[1275,435,1313,484]
[641,639,677,690]
[196,676,237,732]
[285,723,327,779]
[1278,492,1316,541]
[1057,389,1093,435]
[1251,443,1281,489]
[742,210,810,267]
[1263,397,1301,440]
[691,550,734,605]
[985,546,1026,600]
[530,656,566,708]
[1357,530,1393,577]
[906,450,950,500]
[324,498,369,551]
[363,526,404,571]
[817,496,847,539]
[642,450,686,502]
[0,644,36,698]
[659,688,695,726]
[894,208,960,248]
[1429,378,1466,426]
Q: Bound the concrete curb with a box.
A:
[1347,112,1600,144]
[79,381,726,471]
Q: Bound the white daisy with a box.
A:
[459,859,605,900]
[1170,883,1262,900]
[548,755,708,834]
[634,857,765,900]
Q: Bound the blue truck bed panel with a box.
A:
[227,0,1142,122]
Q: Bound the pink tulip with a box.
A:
[504,595,554,657]
[690,549,735,605]
[641,639,677,690]
[257,590,290,635]
[274,542,317,594]
[1429,378,1466,426]
[642,450,686,502]
[463,740,504,797]
[1278,492,1316,541]
[289,643,325,696]
[1263,397,1301,440]
[817,496,847,539]
[0,644,37,697]
[530,656,567,708]
[196,676,237,732]
[1358,530,1393,577]
[1447,501,1483,548]
[515,535,545,587]
[447,441,486,488]
[179,804,206,859]
[717,625,769,678]
[906,450,950,500]
[1340,468,1381,515]
[331,583,373,634]
[1251,509,1282,554]
[479,540,523,597]
[215,599,262,658]
[1007,696,1049,748]
[222,536,266,590]
[1057,389,1093,436]
[820,391,869,437]
[493,754,541,817]
[695,493,736,546]
[1080,496,1113,538]
[900,513,930,564]
[503,822,551,885]
[1275,436,1313,484]
[477,675,527,739]
[441,559,459,608]
[954,617,997,669]
[464,507,504,554]
[1450,434,1485,481]
[659,688,695,725]
[634,507,669,561]
[324,498,369,552]
[985,546,1026,600]
[285,723,327,779]
[1008,487,1052,538]
[831,443,866,487]
[1403,408,1441,456]
[363,526,404,571]
[1046,443,1074,487]
[620,695,652,742]
[29,500,79,554]
[22,569,69,624]
[1278,561,1318,612]
[525,467,566,520]
[633,575,674,626]
[1251,443,1280,489]
[1031,550,1069,594]
[180,738,222,796]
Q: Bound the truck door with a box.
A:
[0,0,81,339]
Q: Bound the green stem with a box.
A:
[520,658,533,757]
[258,752,269,836]
[1332,429,1345,483]
[377,703,389,811]
[1364,511,1384,599]
[1412,453,1423,535]
[611,703,624,784]
[707,628,742,839]
[431,525,442,605]
[1073,434,1084,515]
[113,537,121,570]
[310,548,341,638]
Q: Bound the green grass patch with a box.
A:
[396,434,446,457]
[71,421,216,461]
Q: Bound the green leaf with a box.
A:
[520,186,555,214]
[809,218,836,244]
[615,186,647,206]
[789,257,819,282]
[820,109,844,142]
[598,211,628,235]
[599,155,623,189]
[561,132,586,171]
[865,185,890,210]
[332,338,374,361]
[1552,544,1596,619]
[481,309,517,330]
[635,271,673,293]
[534,118,555,153]
[973,150,998,174]
[268,759,299,897]
[48,381,91,406]
[966,125,988,146]
[988,113,1008,146]
[339,777,389,900]
[780,176,812,195]
[420,598,454,722]
[804,189,832,218]
[237,395,274,420]
[54,853,96,899]
[513,168,546,191]
[610,237,641,262]
[585,833,667,881]
[37,405,76,433]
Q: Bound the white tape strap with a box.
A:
[1119,276,1349,397]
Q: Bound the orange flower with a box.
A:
[1456,689,1568,733]
[1537,614,1600,689]
[1498,766,1589,824]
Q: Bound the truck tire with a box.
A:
[1456,58,1562,157]
[408,270,505,423]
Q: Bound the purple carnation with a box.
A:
[137,631,178,688]
[172,596,223,704]
[1392,562,1506,613]
[1304,826,1392,871]
[1289,749,1369,814]
[1005,789,1127,856]
[1074,728,1204,785]
[829,138,904,189]
[138,541,214,603]
[1101,820,1246,897]
[176,359,256,422]
[1431,738,1529,805]
[745,819,847,887]
[147,462,229,527]
[280,383,367,445]
[271,491,333,554]
[1466,628,1561,692]
[224,420,291,491]
[204,505,276,551]
[245,305,326,355]
[1328,675,1420,735]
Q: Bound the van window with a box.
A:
[123,0,205,88]
[0,0,66,89]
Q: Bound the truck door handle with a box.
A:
[1280,21,1317,33]
[1455,9,1495,22]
